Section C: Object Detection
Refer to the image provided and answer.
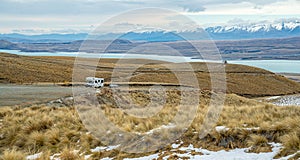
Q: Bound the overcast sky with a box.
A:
[0,0,300,34]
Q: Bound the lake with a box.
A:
[229,60,300,74]
[1,49,299,73]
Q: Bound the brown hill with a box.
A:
[1,52,300,97]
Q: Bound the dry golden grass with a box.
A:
[1,52,300,159]
[277,131,300,158]
[246,135,271,153]
[0,106,97,159]
[96,90,181,133]
[60,148,83,160]
[0,149,26,160]
[1,52,300,97]
[0,53,73,83]
[1,89,299,159]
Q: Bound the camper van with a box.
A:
[85,77,104,88]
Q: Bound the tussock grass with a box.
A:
[2,53,300,159]
[0,149,26,160]
[0,90,300,159]
[247,135,268,147]
[277,131,300,158]
[60,148,83,160]
[246,135,271,153]
[0,106,100,158]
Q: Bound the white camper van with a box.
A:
[85,77,104,88]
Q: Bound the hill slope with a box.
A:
[1,52,300,97]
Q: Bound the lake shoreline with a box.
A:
[1,49,300,74]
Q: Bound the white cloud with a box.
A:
[182,0,300,15]
[261,0,300,14]
[0,0,299,34]
[0,0,290,15]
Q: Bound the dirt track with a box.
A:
[0,84,72,106]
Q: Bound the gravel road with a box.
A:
[0,84,73,106]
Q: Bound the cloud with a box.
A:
[0,0,288,15]
[0,0,299,34]
[182,0,300,15]
[0,0,129,15]
[182,5,206,12]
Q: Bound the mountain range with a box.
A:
[1,21,300,42]
[206,21,300,40]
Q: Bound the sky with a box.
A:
[0,0,300,34]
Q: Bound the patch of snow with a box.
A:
[216,126,260,132]
[248,25,264,32]
[120,143,286,160]
[215,126,230,132]
[50,153,60,160]
[172,141,183,149]
[179,144,197,152]
[171,143,283,160]
[284,22,300,30]
[123,153,159,160]
[243,127,260,131]
[84,155,92,160]
[143,123,175,135]
[52,99,63,104]
[277,150,300,160]
[107,145,120,151]
[273,23,283,30]
[101,157,113,160]
[91,145,120,152]
[266,96,281,100]
[91,146,107,152]
[26,153,42,160]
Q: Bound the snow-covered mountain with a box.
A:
[205,21,300,40]
[1,21,300,42]
[105,20,300,41]
[207,21,300,33]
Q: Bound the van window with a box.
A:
[101,80,104,83]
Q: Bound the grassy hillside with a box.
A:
[0,53,74,83]
[1,52,300,159]
[1,52,300,97]
[0,92,299,159]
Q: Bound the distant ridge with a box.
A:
[0,33,88,43]
[1,20,300,42]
